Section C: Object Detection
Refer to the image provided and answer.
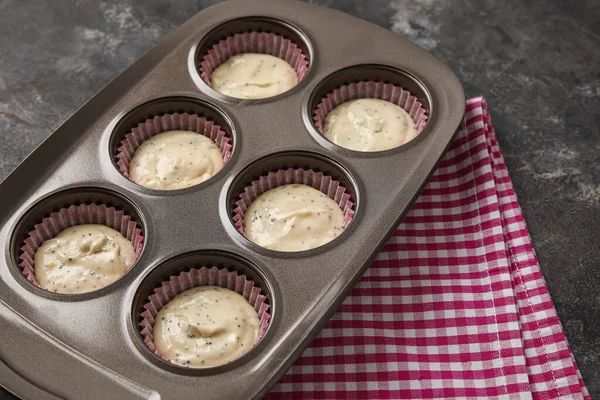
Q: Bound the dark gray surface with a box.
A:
[0,0,598,397]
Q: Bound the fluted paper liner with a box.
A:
[233,168,355,237]
[116,113,232,180]
[18,203,144,288]
[199,31,309,86]
[139,266,271,364]
[314,81,429,143]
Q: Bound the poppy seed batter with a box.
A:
[323,98,417,151]
[211,53,298,99]
[129,130,223,190]
[243,184,345,252]
[153,286,260,368]
[34,224,135,294]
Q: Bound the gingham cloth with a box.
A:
[268,97,590,399]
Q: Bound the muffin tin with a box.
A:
[0,0,464,399]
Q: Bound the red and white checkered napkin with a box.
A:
[268,97,590,399]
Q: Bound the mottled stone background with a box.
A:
[0,0,598,396]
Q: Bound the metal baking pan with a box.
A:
[0,0,465,399]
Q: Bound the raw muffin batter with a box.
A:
[153,286,260,368]
[244,184,345,252]
[34,224,135,294]
[129,130,223,190]
[323,98,417,151]
[211,53,298,99]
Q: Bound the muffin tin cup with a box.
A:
[313,81,429,145]
[199,31,309,86]
[116,113,232,180]
[139,266,271,365]
[18,203,144,288]
[232,168,355,237]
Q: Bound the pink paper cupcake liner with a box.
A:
[233,168,355,236]
[116,113,232,180]
[18,203,144,288]
[314,81,429,138]
[139,266,271,363]
[199,31,309,86]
